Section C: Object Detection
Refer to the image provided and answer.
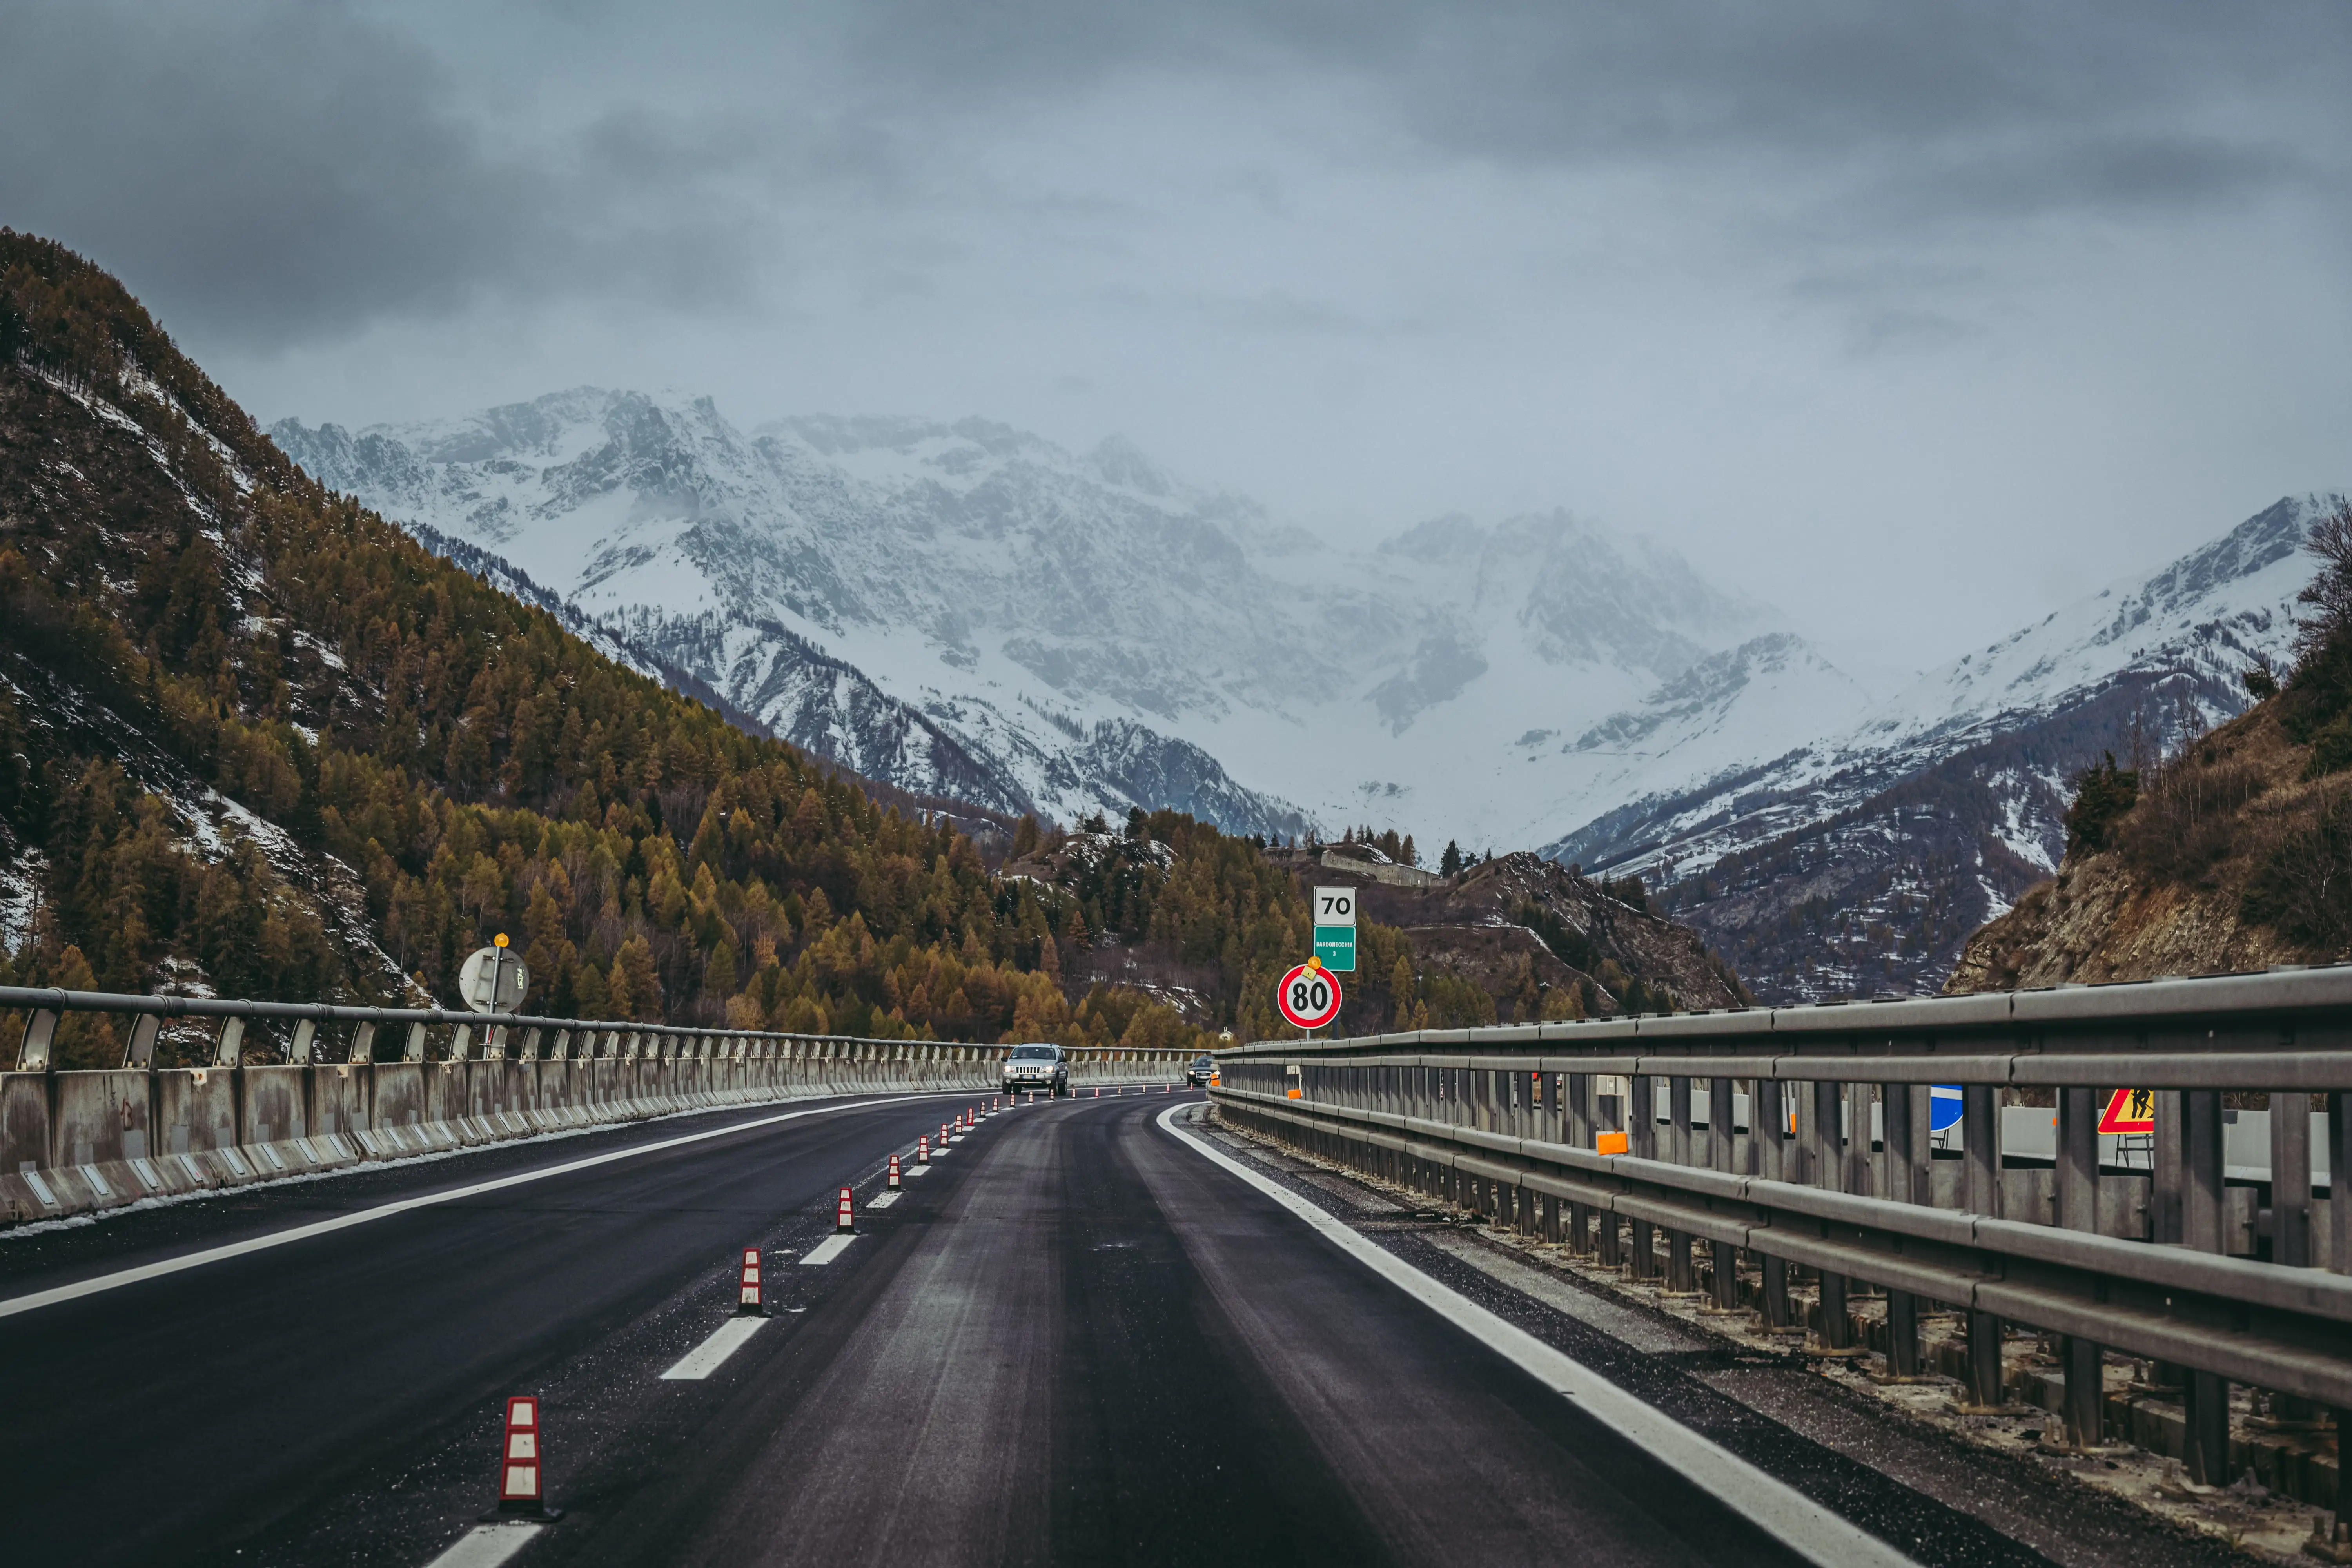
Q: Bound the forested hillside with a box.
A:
[0,232,1170,1064]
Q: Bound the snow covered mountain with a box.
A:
[270,390,2337,1002]
[1555,493,2346,1000]
[271,390,1856,844]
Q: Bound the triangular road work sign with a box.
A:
[2098,1087,2156,1135]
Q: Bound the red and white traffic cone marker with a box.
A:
[485,1395,562,1519]
[888,1154,902,1189]
[916,1134,930,1165]
[737,1246,766,1316]
[942,1120,954,1144]
[835,1185,855,1231]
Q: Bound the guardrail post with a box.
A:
[1960,1080,2006,1405]
[2329,1090,2350,1539]
[2055,1084,2105,1448]
[1811,1078,1853,1350]
[1754,1077,1790,1328]
[2271,1088,2321,1426]
[1882,1078,1922,1378]
[1709,1074,1740,1310]
[1665,1076,1696,1293]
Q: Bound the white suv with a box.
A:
[1003,1042,1069,1097]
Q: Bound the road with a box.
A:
[0,1090,2240,1567]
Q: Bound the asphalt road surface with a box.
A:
[0,1090,2241,1568]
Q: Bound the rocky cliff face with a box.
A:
[1943,701,2326,993]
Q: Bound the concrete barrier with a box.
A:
[0,993,1186,1222]
[156,1066,249,1188]
[51,1068,167,1209]
[366,1063,428,1157]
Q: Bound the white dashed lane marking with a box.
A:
[421,1522,543,1568]
[658,1316,770,1381]
[799,1234,858,1266]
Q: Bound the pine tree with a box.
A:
[1440,840,1463,877]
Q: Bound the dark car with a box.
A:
[1003,1042,1070,1098]
[1185,1053,1217,1088]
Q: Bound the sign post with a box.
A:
[1275,957,1344,1035]
[1312,885,1357,973]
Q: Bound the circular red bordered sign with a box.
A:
[1275,961,1343,1031]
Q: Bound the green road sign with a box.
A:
[1313,925,1356,971]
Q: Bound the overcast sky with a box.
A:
[4,1,2347,680]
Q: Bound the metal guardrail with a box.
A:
[0,986,1190,1223]
[1211,967,2352,1494]
[0,985,1178,1071]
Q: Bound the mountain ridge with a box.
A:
[269,387,1853,851]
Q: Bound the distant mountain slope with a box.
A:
[1558,494,2343,1000]
[270,392,1863,848]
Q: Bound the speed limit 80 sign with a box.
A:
[1276,958,1344,1031]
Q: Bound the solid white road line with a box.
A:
[0,1094,956,1321]
[1154,1104,1916,1568]
[799,1234,858,1265]
[659,1315,769,1380]
[421,1521,544,1568]
[866,1191,901,1209]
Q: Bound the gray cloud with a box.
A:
[0,0,2341,679]
[8,2,2339,351]
[824,2,2347,217]
[0,1,770,346]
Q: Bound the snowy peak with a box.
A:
[1566,633,1864,757]
[1859,491,2337,748]
[273,388,1848,848]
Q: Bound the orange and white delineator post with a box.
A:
[737,1247,764,1316]
[493,1395,557,1517]
[887,1154,901,1189]
[835,1186,855,1231]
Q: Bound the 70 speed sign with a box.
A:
[1276,958,1344,1031]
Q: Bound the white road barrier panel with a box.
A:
[1155,1103,1914,1568]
